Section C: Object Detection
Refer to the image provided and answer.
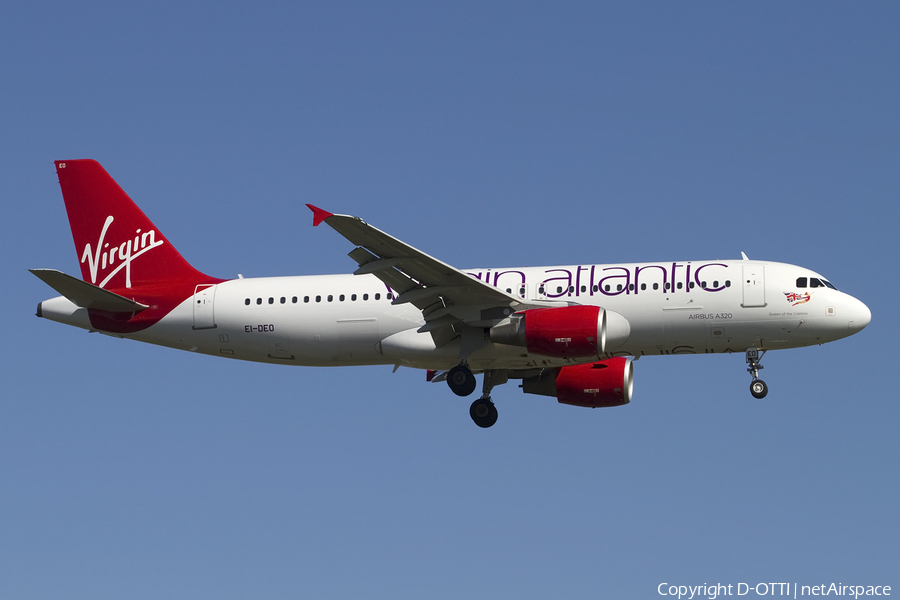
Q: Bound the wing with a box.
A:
[306,205,556,347]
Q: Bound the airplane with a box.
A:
[33,159,871,428]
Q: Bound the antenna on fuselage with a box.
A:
[741,251,750,260]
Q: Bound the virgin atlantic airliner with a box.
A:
[33,160,871,427]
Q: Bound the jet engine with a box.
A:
[489,305,630,358]
[521,356,634,408]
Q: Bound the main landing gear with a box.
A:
[447,364,477,397]
[470,397,498,429]
[446,364,503,428]
[746,348,768,399]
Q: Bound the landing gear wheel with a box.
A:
[447,365,477,397]
[750,379,768,399]
[470,397,498,428]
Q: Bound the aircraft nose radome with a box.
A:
[848,297,871,333]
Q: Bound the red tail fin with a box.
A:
[55,160,211,290]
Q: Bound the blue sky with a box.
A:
[2,2,898,598]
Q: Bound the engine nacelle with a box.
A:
[490,305,630,358]
[521,356,634,408]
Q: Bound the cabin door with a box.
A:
[193,284,217,329]
[741,265,766,308]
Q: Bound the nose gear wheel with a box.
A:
[750,379,768,399]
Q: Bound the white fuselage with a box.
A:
[39,259,871,371]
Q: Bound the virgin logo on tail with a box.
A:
[81,215,165,288]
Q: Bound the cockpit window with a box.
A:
[808,278,837,290]
[799,276,837,290]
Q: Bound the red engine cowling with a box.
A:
[523,305,602,358]
[522,357,634,408]
[490,305,630,358]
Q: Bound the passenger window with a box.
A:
[339,294,345,301]
[617,284,623,291]
[327,295,333,302]
[352,294,357,301]
[653,283,659,291]
[363,293,369,301]
[604,285,610,292]
[280,297,286,304]
[665,282,670,291]
[689,282,695,289]
[316,295,321,303]
[304,296,310,303]
[580,286,586,293]
[268,297,274,304]
[701,281,707,288]
[387,293,393,300]
[712,281,718,288]
[256,298,262,305]
[292,296,298,303]
[628,284,634,291]
[538,285,545,294]
[244,298,250,306]
[676,282,683,290]
[375,293,381,300]
[506,288,511,293]
[641,284,647,291]
[569,286,574,293]
[796,277,807,288]
[725,280,731,287]
[557,286,563,294]
[592,285,598,292]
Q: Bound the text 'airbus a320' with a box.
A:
[33,160,871,427]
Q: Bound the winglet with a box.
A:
[306,204,333,227]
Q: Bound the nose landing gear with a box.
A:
[746,348,768,399]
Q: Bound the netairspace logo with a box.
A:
[657,582,891,599]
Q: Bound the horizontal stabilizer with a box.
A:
[30,269,149,312]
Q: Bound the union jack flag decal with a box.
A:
[784,291,811,306]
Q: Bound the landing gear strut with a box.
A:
[468,370,506,428]
[746,348,768,399]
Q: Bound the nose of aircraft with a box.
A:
[847,296,871,334]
